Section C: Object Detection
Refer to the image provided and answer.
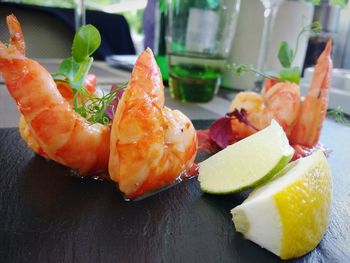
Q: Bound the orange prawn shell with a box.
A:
[0,15,110,175]
[229,41,332,149]
[109,48,197,198]
[230,82,301,139]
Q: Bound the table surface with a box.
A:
[1,58,350,262]
[1,119,350,263]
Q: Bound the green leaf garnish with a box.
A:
[52,24,114,124]
[229,63,278,81]
[59,57,80,80]
[310,21,322,34]
[82,82,128,125]
[278,41,294,68]
[52,25,130,125]
[327,107,350,125]
[279,67,301,84]
[278,21,322,70]
[72,25,101,62]
[231,21,324,87]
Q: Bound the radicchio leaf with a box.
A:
[197,129,221,154]
[209,114,237,149]
[105,84,125,120]
[229,108,259,131]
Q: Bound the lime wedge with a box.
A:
[231,151,332,259]
[198,120,294,194]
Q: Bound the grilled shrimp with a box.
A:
[289,41,332,147]
[230,82,301,139]
[230,41,332,148]
[109,49,198,198]
[0,15,110,175]
[18,76,97,157]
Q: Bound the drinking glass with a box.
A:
[254,0,285,91]
[74,0,86,30]
[166,0,241,102]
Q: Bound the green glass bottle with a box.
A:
[154,0,168,84]
[167,0,241,102]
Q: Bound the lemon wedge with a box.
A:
[198,120,294,194]
[231,150,332,260]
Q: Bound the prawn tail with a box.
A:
[290,40,332,147]
[0,15,26,71]
[7,14,26,55]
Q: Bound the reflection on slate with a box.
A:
[1,119,350,262]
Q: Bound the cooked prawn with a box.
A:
[109,48,198,198]
[18,77,97,158]
[289,40,332,147]
[0,15,110,175]
[230,41,332,148]
[229,82,301,139]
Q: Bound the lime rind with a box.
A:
[198,120,294,195]
[200,153,293,195]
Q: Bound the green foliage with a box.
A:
[79,88,116,125]
[277,22,322,69]
[310,21,322,34]
[231,21,323,85]
[56,24,100,95]
[274,21,322,83]
[53,24,103,121]
[327,107,350,125]
[279,67,301,84]
[278,41,294,68]
[230,64,278,81]
[72,25,101,62]
[331,0,349,8]
[53,24,128,124]
[305,0,348,8]
[59,57,80,81]
[305,0,321,4]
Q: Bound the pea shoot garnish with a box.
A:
[52,25,127,125]
[230,21,322,85]
[327,107,350,125]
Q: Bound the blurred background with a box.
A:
[1,0,349,65]
[0,0,350,120]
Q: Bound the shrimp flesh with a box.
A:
[109,48,198,198]
[230,40,332,148]
[0,15,110,175]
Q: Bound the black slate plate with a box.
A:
[1,119,350,263]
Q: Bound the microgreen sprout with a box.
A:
[327,107,350,125]
[230,21,323,85]
[51,25,129,125]
[229,63,278,81]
